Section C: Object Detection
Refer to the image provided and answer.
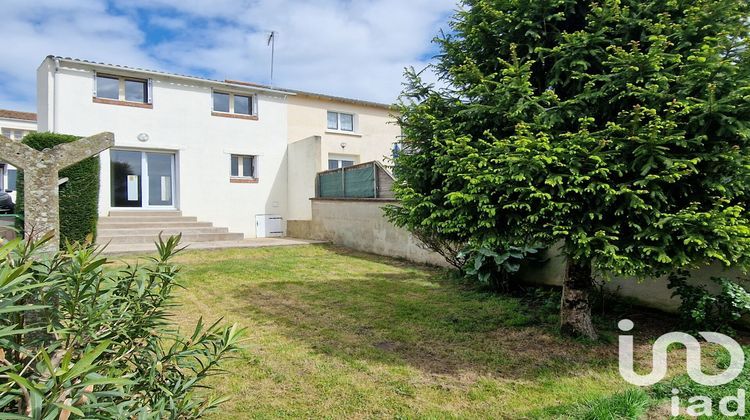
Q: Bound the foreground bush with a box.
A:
[0,234,242,418]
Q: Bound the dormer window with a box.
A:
[94,73,152,108]
[212,90,257,119]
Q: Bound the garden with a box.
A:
[4,0,750,417]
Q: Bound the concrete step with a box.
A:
[98,221,214,229]
[98,232,245,244]
[98,216,198,223]
[108,210,182,217]
[99,227,229,236]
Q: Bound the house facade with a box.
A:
[35,56,399,239]
[0,109,37,199]
[285,90,400,220]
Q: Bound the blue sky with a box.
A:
[0,0,457,112]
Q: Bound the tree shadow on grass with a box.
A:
[227,265,623,381]
[178,243,688,383]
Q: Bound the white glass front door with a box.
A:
[111,150,176,208]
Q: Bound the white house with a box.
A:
[0,109,37,199]
[35,56,400,245]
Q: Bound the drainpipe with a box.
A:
[52,57,60,133]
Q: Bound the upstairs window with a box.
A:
[327,111,354,132]
[213,91,256,117]
[213,92,230,113]
[234,95,252,115]
[125,79,147,102]
[94,73,151,104]
[96,76,119,100]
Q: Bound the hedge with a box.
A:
[16,132,101,245]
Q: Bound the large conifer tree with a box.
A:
[388,0,750,338]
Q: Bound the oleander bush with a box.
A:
[0,234,243,418]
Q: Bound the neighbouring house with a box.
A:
[34,56,399,246]
[0,109,37,200]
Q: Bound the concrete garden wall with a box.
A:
[287,198,448,267]
[288,198,750,314]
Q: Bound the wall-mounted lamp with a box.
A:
[137,133,150,142]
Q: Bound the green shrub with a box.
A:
[667,270,750,333]
[0,235,243,418]
[16,132,101,245]
[458,243,541,292]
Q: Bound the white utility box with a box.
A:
[255,214,284,238]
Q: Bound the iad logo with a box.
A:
[618,319,746,417]
[618,319,744,386]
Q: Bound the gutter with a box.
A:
[54,57,294,97]
[53,57,59,132]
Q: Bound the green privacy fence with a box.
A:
[316,161,395,199]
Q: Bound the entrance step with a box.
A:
[98,232,244,244]
[98,221,214,229]
[99,216,198,223]
[96,211,244,247]
[108,210,183,217]
[98,227,230,236]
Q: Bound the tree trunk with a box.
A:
[560,258,598,340]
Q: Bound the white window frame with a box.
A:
[1,128,33,141]
[93,72,152,104]
[230,154,258,179]
[327,111,356,132]
[327,153,358,170]
[212,90,258,116]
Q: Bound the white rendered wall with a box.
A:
[42,61,289,237]
[0,117,36,133]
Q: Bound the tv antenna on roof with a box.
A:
[267,31,277,84]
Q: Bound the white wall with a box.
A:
[287,136,321,220]
[40,59,290,237]
[0,117,36,133]
[289,198,449,267]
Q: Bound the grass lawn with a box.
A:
[121,244,737,419]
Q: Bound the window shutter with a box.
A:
[92,71,98,97]
[147,79,153,104]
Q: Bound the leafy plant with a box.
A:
[459,243,540,291]
[386,0,750,339]
[0,234,243,418]
[668,270,750,333]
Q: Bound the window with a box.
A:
[230,155,257,179]
[1,128,33,140]
[96,75,119,100]
[234,95,251,115]
[328,159,355,170]
[95,74,151,104]
[6,168,17,191]
[213,91,256,116]
[125,79,147,102]
[327,111,355,132]
[213,92,230,113]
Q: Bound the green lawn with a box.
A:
[147,244,663,419]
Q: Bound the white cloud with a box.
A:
[0,0,455,111]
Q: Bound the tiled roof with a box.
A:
[0,109,37,122]
[51,56,392,110]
